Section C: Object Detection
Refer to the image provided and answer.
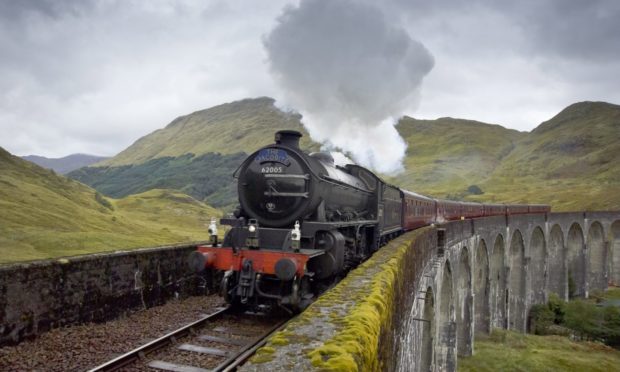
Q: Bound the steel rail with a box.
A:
[215,317,289,372]
[87,306,231,372]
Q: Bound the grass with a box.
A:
[461,288,620,371]
[0,148,221,264]
[77,99,620,213]
[459,329,620,372]
[392,116,524,200]
[99,97,320,167]
[392,101,620,211]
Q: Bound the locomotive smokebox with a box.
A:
[275,130,302,148]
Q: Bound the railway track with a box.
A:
[88,306,288,372]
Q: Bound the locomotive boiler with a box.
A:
[190,130,550,312]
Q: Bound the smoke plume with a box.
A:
[264,0,434,174]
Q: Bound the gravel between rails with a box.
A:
[127,313,284,371]
[0,295,225,372]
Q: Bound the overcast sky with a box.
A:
[1,0,619,158]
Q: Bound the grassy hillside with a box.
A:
[459,329,620,372]
[0,147,220,264]
[71,98,620,212]
[471,102,620,210]
[392,117,525,198]
[70,97,323,210]
[100,97,320,167]
[70,152,246,209]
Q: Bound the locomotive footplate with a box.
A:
[192,245,324,278]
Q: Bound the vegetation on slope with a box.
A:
[99,97,320,167]
[393,117,525,199]
[458,329,620,372]
[530,289,620,348]
[473,101,620,210]
[71,98,620,212]
[462,289,620,371]
[0,147,220,264]
[70,152,246,209]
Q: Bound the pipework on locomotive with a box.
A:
[189,130,550,312]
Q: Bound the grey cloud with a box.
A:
[0,0,618,160]
[0,0,287,157]
[0,0,94,20]
[384,0,620,62]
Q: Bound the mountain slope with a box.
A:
[100,97,320,167]
[70,98,620,212]
[70,152,246,209]
[473,101,620,210]
[0,147,220,264]
[393,117,525,198]
[70,97,322,209]
[22,154,109,174]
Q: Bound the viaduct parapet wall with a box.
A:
[242,212,620,372]
[0,242,209,346]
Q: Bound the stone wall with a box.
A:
[0,242,208,346]
[240,228,436,372]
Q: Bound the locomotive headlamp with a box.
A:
[246,219,259,248]
[208,217,218,246]
[291,220,301,252]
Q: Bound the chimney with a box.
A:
[275,130,302,148]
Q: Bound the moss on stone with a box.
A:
[306,228,430,371]
[249,346,277,364]
[245,227,431,371]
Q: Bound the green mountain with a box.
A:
[0,147,220,264]
[393,117,525,198]
[470,101,620,210]
[69,97,321,210]
[70,98,620,212]
[100,97,319,167]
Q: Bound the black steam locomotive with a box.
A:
[190,130,549,312]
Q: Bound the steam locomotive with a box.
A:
[189,130,550,312]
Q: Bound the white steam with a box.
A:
[264,0,434,174]
[330,151,354,167]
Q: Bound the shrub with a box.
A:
[95,192,114,211]
[531,292,620,349]
[467,185,484,195]
[564,300,601,340]
[548,293,566,324]
[529,304,555,334]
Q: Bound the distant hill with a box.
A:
[22,154,109,174]
[392,117,525,198]
[100,97,320,167]
[69,97,321,210]
[69,98,620,211]
[0,147,220,264]
[469,101,620,210]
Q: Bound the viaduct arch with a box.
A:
[403,212,620,372]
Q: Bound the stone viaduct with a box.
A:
[2,212,618,370]
[397,211,620,371]
[241,211,620,371]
